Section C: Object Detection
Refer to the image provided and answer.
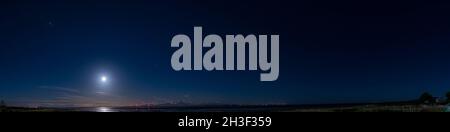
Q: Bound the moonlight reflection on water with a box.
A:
[96,107,114,112]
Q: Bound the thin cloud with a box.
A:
[31,85,157,107]
[38,86,81,94]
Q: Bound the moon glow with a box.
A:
[101,76,108,83]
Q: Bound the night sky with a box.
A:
[1,0,450,107]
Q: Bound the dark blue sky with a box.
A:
[1,0,450,107]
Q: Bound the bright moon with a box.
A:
[101,76,108,83]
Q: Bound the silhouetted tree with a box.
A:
[446,92,450,103]
[419,92,434,104]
